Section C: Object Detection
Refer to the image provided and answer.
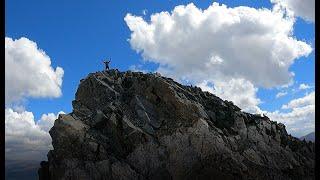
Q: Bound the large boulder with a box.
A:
[39,69,314,180]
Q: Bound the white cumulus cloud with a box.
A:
[267,91,314,137]
[197,78,261,114]
[5,37,66,163]
[299,83,311,90]
[5,37,64,104]
[276,91,288,98]
[271,0,314,22]
[125,2,314,138]
[125,2,312,88]
[281,91,314,109]
[5,108,64,161]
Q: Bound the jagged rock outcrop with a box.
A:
[39,69,315,180]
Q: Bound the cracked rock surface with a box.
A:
[39,69,314,180]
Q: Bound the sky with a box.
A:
[5,0,315,178]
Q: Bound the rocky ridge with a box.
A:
[300,132,315,142]
[39,69,315,180]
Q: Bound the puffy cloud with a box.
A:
[267,91,314,137]
[271,0,314,22]
[5,37,64,104]
[129,64,149,73]
[5,37,65,163]
[199,81,315,137]
[125,2,314,137]
[197,78,261,114]
[5,108,64,161]
[281,91,314,109]
[276,91,288,98]
[299,83,311,90]
[37,112,65,132]
[125,2,312,88]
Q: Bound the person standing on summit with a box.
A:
[103,59,111,70]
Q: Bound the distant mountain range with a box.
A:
[300,132,315,142]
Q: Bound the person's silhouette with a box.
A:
[103,60,111,70]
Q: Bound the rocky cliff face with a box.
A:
[39,69,314,180]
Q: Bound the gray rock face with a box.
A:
[39,69,314,180]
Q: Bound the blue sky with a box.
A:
[6,0,314,118]
[5,0,314,167]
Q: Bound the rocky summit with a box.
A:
[39,69,314,180]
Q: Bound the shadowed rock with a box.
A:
[39,69,314,180]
